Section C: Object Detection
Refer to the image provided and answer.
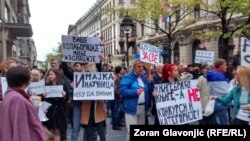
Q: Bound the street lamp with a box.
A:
[121,14,134,68]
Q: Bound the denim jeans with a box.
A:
[71,102,86,141]
[111,99,122,126]
[86,101,105,141]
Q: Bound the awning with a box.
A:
[4,23,33,37]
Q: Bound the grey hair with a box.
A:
[31,69,40,75]
[133,60,143,69]
[155,63,164,68]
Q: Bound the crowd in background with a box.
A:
[0,56,250,141]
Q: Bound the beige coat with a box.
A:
[80,100,107,125]
[197,75,209,112]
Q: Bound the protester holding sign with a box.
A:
[153,63,203,125]
[43,68,68,141]
[120,60,153,141]
[30,69,41,82]
[211,66,250,125]
[60,61,89,141]
[80,63,107,141]
[28,69,44,106]
[60,54,103,141]
[152,64,179,124]
[151,63,164,125]
[0,65,45,141]
[161,64,179,83]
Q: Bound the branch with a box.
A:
[158,26,170,36]
[226,8,236,27]
[231,14,250,36]
[171,10,194,33]
[200,8,219,17]
[172,29,181,38]
[134,19,169,35]
[133,18,154,28]
[178,7,195,21]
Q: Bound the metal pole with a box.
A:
[126,33,129,68]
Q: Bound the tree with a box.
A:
[114,0,202,63]
[43,43,62,70]
[199,0,250,61]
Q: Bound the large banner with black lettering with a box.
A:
[62,35,101,63]
[73,72,114,100]
[140,42,160,65]
[241,37,250,67]
[155,80,202,125]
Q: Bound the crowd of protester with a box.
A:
[0,56,250,141]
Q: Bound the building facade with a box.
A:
[0,0,36,66]
[69,0,248,67]
[100,0,138,67]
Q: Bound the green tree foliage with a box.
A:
[121,0,201,38]
[113,0,202,62]
[43,43,62,70]
[199,0,250,39]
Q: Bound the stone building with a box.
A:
[0,0,36,66]
[69,0,249,66]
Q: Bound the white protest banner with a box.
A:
[140,42,160,65]
[155,80,202,125]
[28,80,45,95]
[1,77,8,98]
[62,35,101,63]
[195,50,214,65]
[241,37,250,67]
[45,85,64,98]
[73,72,114,100]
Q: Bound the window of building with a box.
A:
[132,43,137,54]
[192,39,201,64]
[141,24,144,36]
[4,4,10,22]
[194,4,201,19]
[173,42,180,63]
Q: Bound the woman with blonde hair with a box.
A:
[212,66,250,125]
